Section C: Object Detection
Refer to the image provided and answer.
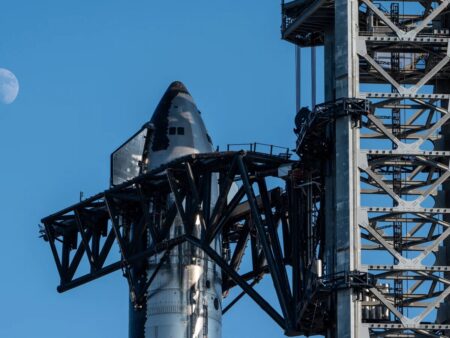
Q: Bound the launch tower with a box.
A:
[283,0,450,336]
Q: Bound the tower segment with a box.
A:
[283,0,450,336]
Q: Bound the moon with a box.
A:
[0,68,19,105]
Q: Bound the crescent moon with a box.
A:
[0,68,19,105]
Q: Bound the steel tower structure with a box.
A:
[283,0,450,336]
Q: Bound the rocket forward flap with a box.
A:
[110,123,154,186]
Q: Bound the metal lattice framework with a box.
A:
[283,0,450,336]
[41,151,318,335]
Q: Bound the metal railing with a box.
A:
[226,142,291,159]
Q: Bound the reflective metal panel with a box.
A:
[111,127,151,186]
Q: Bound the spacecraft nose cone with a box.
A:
[147,80,213,170]
[167,81,190,95]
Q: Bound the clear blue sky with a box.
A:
[0,1,319,337]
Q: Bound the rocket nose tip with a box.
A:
[149,80,194,126]
[168,81,190,94]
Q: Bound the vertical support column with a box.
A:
[296,45,302,112]
[324,37,336,332]
[330,0,361,337]
[437,79,450,328]
[311,47,317,108]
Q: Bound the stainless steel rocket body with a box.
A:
[144,82,222,338]
[146,218,222,338]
